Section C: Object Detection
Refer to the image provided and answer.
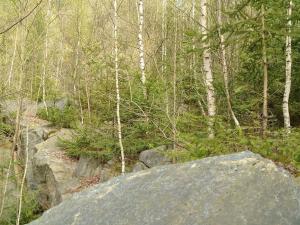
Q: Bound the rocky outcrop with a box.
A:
[27,151,300,225]
[133,145,172,172]
[32,129,79,209]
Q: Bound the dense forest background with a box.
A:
[0,0,300,181]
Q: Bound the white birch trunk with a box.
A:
[137,0,147,98]
[172,11,178,150]
[42,0,51,114]
[16,126,29,225]
[162,0,167,73]
[192,0,196,73]
[200,0,216,138]
[162,0,170,116]
[283,0,293,133]
[7,28,18,87]
[217,0,240,129]
[114,0,125,174]
[261,4,268,137]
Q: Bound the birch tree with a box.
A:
[6,28,18,87]
[261,4,268,137]
[283,0,293,134]
[217,0,240,129]
[113,0,125,174]
[200,0,216,138]
[137,0,147,99]
[16,126,29,225]
[42,0,52,114]
[172,5,178,150]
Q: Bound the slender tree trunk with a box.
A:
[192,0,206,117]
[137,0,147,99]
[261,4,268,137]
[172,8,178,150]
[192,0,196,73]
[114,0,125,174]
[42,0,51,115]
[85,75,91,123]
[7,28,18,87]
[217,0,240,129]
[161,0,170,116]
[73,34,84,125]
[283,0,293,134]
[162,0,167,74]
[16,126,29,225]
[55,36,63,88]
[200,0,216,138]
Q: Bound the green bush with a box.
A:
[0,191,41,225]
[37,106,78,128]
[60,127,118,162]
[173,124,300,175]
[60,120,169,163]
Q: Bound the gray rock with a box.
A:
[27,151,300,225]
[54,98,68,110]
[99,168,114,183]
[139,145,171,167]
[132,161,148,172]
[32,129,79,209]
[74,156,102,178]
[19,127,45,189]
[37,98,68,111]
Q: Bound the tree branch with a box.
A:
[0,0,44,35]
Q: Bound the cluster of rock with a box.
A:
[0,99,172,210]
[0,99,119,209]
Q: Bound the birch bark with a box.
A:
[261,4,268,137]
[137,0,147,98]
[114,0,125,174]
[283,0,293,133]
[217,0,240,129]
[200,0,216,138]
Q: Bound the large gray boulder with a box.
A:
[32,129,80,209]
[27,151,300,225]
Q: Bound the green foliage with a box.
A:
[60,127,117,162]
[60,116,169,162]
[37,106,78,128]
[0,122,14,137]
[0,114,14,139]
[175,121,300,174]
[0,191,41,225]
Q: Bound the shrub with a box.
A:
[0,191,41,225]
[37,106,78,128]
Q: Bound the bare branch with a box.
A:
[0,0,44,35]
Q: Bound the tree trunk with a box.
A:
[137,0,147,99]
[42,0,52,115]
[7,28,18,87]
[200,0,216,138]
[261,4,268,137]
[161,0,170,116]
[283,0,293,134]
[217,0,240,129]
[16,126,29,225]
[172,7,178,150]
[114,0,125,174]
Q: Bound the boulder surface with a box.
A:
[27,151,300,225]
